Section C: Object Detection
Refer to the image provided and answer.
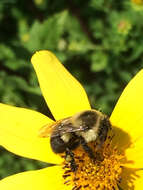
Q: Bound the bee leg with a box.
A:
[65,148,78,172]
[79,136,95,160]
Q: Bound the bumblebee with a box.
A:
[39,109,111,171]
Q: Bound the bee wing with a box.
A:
[59,124,89,135]
[39,122,57,138]
[39,118,89,138]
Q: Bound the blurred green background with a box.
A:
[0,0,143,179]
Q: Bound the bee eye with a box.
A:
[50,136,67,153]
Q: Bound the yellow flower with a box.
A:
[0,50,143,190]
[131,0,143,10]
[131,0,143,5]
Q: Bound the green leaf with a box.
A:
[91,51,108,72]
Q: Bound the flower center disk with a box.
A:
[62,136,123,190]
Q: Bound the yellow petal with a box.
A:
[31,50,91,120]
[0,103,63,164]
[120,167,143,190]
[122,138,143,168]
[110,70,143,144]
[0,166,72,190]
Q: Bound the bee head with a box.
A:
[50,135,67,153]
[50,133,80,153]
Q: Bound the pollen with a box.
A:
[62,135,124,190]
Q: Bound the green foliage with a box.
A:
[0,0,143,178]
[0,147,48,179]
